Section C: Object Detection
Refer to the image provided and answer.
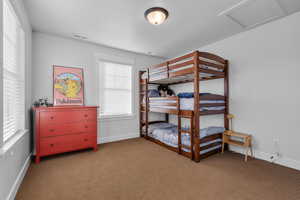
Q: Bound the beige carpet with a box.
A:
[16,138,300,200]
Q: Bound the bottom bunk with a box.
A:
[142,122,225,160]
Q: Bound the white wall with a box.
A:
[32,32,163,143]
[0,0,32,200]
[172,12,300,170]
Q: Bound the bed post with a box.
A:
[177,97,182,154]
[224,60,229,130]
[190,113,194,160]
[145,69,149,138]
[193,51,201,162]
[165,61,170,123]
[139,71,143,137]
[166,61,170,124]
[223,60,229,152]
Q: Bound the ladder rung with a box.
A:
[181,129,192,134]
[180,144,191,150]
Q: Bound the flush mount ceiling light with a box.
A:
[144,7,169,25]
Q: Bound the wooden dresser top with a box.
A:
[32,106,99,111]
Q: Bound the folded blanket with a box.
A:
[148,89,160,97]
[180,98,224,110]
[177,92,211,98]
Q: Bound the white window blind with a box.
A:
[3,0,26,142]
[99,61,132,117]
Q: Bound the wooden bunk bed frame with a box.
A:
[139,51,229,162]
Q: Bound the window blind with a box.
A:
[3,0,26,142]
[99,61,132,116]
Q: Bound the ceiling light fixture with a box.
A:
[144,7,169,25]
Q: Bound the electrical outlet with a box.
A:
[270,152,280,163]
[271,139,280,162]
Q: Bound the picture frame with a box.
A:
[53,65,84,106]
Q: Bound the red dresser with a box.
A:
[33,106,98,163]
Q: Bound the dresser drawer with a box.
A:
[40,122,97,138]
[40,110,97,125]
[39,133,96,156]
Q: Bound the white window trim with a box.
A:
[1,0,27,149]
[98,114,136,122]
[0,0,3,148]
[0,129,29,157]
[95,53,136,120]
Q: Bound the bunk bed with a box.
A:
[139,51,229,162]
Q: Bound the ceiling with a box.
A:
[24,0,300,58]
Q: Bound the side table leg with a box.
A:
[221,142,225,154]
[245,148,248,162]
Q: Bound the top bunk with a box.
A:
[141,51,228,85]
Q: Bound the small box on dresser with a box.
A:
[33,106,98,163]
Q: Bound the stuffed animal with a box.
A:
[166,89,175,96]
[158,85,168,97]
[158,85,175,97]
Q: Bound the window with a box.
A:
[98,61,133,117]
[2,0,26,142]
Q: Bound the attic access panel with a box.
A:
[221,0,285,29]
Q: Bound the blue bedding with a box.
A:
[142,122,176,134]
[146,123,225,153]
[177,92,211,98]
[148,89,160,97]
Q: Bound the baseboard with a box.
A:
[6,154,31,200]
[230,146,300,171]
[98,133,139,144]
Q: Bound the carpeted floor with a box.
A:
[17,138,300,200]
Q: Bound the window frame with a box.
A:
[0,0,3,148]
[97,57,135,120]
[1,0,27,146]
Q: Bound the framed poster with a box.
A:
[53,65,84,106]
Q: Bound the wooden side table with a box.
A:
[222,130,253,162]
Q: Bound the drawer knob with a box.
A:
[50,144,54,147]
[84,114,88,117]
[50,116,54,120]
[50,129,55,132]
[84,138,88,142]
[85,125,88,128]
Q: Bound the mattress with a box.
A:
[144,124,224,153]
[142,64,223,80]
[149,98,225,111]
[142,122,176,134]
